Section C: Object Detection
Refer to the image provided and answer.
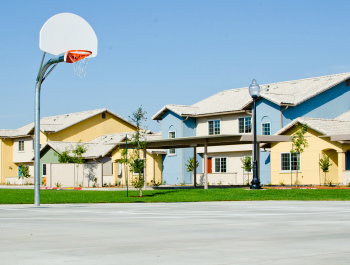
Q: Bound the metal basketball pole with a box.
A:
[34,53,64,206]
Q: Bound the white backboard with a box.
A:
[40,13,98,57]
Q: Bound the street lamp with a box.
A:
[249,79,261,189]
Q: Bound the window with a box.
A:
[208,120,220,135]
[42,164,47,176]
[102,113,106,119]
[261,123,271,135]
[168,131,176,155]
[238,117,252,133]
[18,140,24,151]
[280,153,300,171]
[346,79,350,87]
[214,157,227,173]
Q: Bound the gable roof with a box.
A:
[39,131,166,159]
[275,116,350,137]
[0,108,136,138]
[152,72,350,120]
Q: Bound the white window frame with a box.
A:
[168,131,176,156]
[238,117,252,134]
[280,152,301,173]
[42,163,47,176]
[213,157,227,173]
[18,140,24,152]
[261,122,271,135]
[207,119,221,135]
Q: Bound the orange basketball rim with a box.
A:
[65,50,92,63]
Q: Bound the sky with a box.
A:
[1,0,350,132]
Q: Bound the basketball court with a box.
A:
[1,201,350,264]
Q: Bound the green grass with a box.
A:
[1,188,350,204]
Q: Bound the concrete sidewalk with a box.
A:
[1,201,350,264]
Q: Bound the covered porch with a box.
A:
[118,134,290,189]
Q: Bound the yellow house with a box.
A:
[270,115,350,186]
[0,108,138,184]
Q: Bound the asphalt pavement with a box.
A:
[1,201,350,264]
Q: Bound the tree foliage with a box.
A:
[319,153,333,185]
[18,165,30,179]
[290,124,309,186]
[185,157,199,173]
[127,105,148,196]
[240,156,252,185]
[55,140,87,164]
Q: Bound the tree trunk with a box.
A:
[139,188,142,197]
[296,161,298,187]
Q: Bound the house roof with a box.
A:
[0,108,136,138]
[334,111,350,121]
[39,131,166,159]
[274,116,350,138]
[41,141,116,159]
[152,72,350,120]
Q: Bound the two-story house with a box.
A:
[0,108,138,184]
[153,72,350,185]
[152,87,255,185]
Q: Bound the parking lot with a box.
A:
[1,201,350,264]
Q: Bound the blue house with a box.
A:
[152,72,350,185]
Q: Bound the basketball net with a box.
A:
[65,50,92,78]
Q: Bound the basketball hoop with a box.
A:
[65,50,92,78]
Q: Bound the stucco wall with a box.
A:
[43,112,136,143]
[1,139,17,182]
[196,113,251,136]
[13,137,34,163]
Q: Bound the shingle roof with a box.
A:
[152,72,350,120]
[334,111,350,121]
[0,108,136,138]
[40,131,166,159]
[42,141,115,159]
[275,116,350,137]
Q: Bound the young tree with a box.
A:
[18,165,31,184]
[240,156,252,185]
[290,124,309,186]
[185,157,199,182]
[319,153,333,186]
[128,106,147,197]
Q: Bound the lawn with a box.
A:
[1,188,350,204]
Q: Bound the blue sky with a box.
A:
[1,0,350,132]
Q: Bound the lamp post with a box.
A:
[249,79,261,189]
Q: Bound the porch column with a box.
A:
[204,139,208,190]
[338,151,345,184]
[143,147,146,189]
[193,146,197,189]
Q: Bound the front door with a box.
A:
[208,157,212,173]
